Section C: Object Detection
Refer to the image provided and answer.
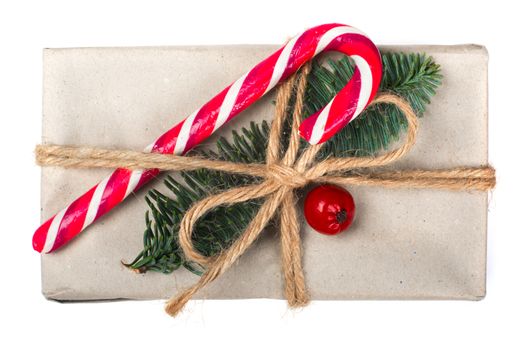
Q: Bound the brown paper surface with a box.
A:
[41,44,488,301]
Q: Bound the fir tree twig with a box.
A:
[123,51,442,275]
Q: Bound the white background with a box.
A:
[1,1,523,349]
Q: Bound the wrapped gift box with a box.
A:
[40,44,489,301]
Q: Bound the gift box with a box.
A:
[40,44,489,301]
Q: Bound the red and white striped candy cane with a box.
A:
[33,23,382,253]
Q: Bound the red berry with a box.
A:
[303,184,355,235]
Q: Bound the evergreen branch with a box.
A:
[124,51,442,274]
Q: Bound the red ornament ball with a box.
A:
[303,184,355,235]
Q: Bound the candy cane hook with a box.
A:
[33,23,382,253]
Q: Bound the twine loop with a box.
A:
[35,63,496,317]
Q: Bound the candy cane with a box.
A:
[33,23,382,253]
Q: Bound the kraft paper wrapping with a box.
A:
[40,44,489,301]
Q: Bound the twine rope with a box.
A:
[35,64,496,317]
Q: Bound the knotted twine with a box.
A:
[36,64,496,317]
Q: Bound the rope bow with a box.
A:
[36,64,496,317]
